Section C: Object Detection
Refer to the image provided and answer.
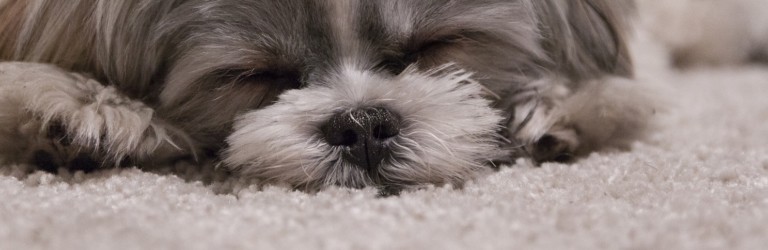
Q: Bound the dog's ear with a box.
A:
[0,0,26,59]
[534,0,634,79]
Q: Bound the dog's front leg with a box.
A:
[0,62,194,172]
[509,76,658,163]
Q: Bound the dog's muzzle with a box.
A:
[223,67,505,190]
[321,107,401,171]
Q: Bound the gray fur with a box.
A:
[0,0,653,191]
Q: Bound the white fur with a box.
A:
[0,62,190,166]
[225,64,503,189]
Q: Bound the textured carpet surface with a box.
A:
[2,36,768,250]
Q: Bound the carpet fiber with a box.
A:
[2,36,768,250]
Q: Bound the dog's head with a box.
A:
[0,0,632,190]
[142,0,632,190]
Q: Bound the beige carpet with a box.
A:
[2,28,768,250]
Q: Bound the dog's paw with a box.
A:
[30,149,100,174]
[16,115,125,173]
[32,121,104,173]
[508,77,658,164]
[9,118,100,173]
[511,112,579,163]
[528,129,578,163]
[0,62,194,171]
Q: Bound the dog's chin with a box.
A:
[223,65,505,191]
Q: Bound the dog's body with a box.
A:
[0,0,653,191]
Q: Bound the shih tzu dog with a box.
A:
[0,0,654,191]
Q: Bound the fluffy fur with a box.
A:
[225,65,504,189]
[0,0,654,191]
[0,62,189,171]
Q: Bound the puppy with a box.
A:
[0,0,654,191]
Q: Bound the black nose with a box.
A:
[322,107,401,170]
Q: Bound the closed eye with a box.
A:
[377,35,463,75]
[214,68,303,108]
[233,69,302,89]
[376,57,410,75]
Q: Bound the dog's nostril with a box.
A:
[322,107,401,170]
[322,107,401,145]
[327,129,358,146]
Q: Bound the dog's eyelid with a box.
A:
[432,34,464,43]
[243,69,297,78]
[412,34,462,52]
[417,28,475,45]
[245,70,302,86]
[376,57,410,75]
[216,67,303,88]
[373,34,463,75]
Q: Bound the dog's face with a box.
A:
[152,0,553,190]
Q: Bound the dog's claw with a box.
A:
[529,134,575,163]
[69,153,99,173]
[32,150,59,173]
